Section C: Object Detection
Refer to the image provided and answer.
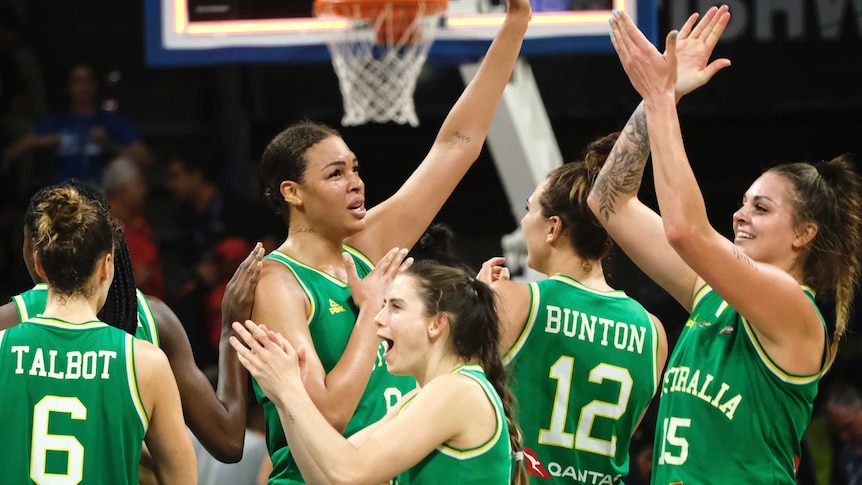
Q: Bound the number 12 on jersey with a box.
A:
[538,356,633,456]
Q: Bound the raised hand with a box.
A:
[609,10,677,102]
[507,0,532,20]
[344,247,412,310]
[674,5,731,99]
[477,257,511,284]
[221,242,264,328]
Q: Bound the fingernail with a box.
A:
[608,17,614,24]
[612,9,620,16]
[672,31,678,38]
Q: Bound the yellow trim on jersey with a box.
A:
[271,250,348,287]
[502,281,540,365]
[690,283,711,310]
[342,244,375,270]
[266,251,317,325]
[741,316,824,385]
[693,285,825,385]
[13,283,48,321]
[126,335,149,430]
[12,293,28,321]
[135,290,160,347]
[645,307,660,394]
[27,316,108,330]
[550,274,628,298]
[437,365,503,459]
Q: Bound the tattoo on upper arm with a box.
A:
[592,105,650,222]
[453,131,471,143]
[732,245,759,270]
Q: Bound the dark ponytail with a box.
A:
[407,262,527,484]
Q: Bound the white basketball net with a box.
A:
[321,4,444,127]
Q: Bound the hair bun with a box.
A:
[582,132,619,179]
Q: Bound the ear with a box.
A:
[99,252,114,284]
[32,251,48,281]
[793,222,818,249]
[545,215,564,243]
[427,312,449,341]
[280,180,302,207]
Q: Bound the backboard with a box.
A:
[145,0,657,66]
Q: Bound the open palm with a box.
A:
[674,5,732,98]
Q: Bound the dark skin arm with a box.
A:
[149,243,263,463]
[0,301,19,330]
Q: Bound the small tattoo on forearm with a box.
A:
[732,245,758,270]
[454,131,471,143]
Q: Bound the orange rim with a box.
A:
[314,0,448,20]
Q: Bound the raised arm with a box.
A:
[151,297,247,462]
[148,243,263,462]
[232,322,483,485]
[251,248,407,432]
[588,104,699,309]
[477,256,531,355]
[588,6,730,309]
[348,0,532,261]
[135,340,197,485]
[610,9,824,374]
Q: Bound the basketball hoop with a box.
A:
[315,0,448,127]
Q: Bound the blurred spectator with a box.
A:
[164,154,279,366]
[165,155,263,261]
[0,6,47,302]
[2,60,152,186]
[826,381,862,485]
[0,4,47,191]
[103,156,165,299]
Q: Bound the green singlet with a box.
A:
[13,283,160,346]
[504,275,660,484]
[0,316,148,484]
[258,245,417,484]
[651,285,826,485]
[394,364,513,485]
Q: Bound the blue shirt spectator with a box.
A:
[35,109,139,184]
[2,60,151,185]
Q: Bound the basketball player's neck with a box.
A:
[43,292,100,324]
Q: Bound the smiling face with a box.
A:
[374,273,433,377]
[289,136,366,238]
[732,172,803,265]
